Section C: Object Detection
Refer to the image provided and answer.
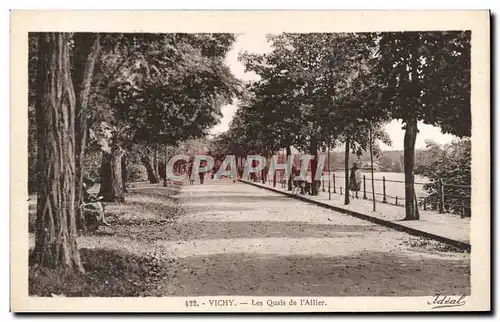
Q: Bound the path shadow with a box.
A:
[29,249,470,297]
[158,250,471,297]
[182,204,259,214]
[152,221,383,241]
[181,195,289,204]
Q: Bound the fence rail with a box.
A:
[264,171,471,218]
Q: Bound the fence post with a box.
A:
[382,176,387,203]
[333,173,336,194]
[438,179,444,213]
[395,196,398,205]
[322,176,325,192]
[423,199,427,210]
[461,201,465,218]
[340,186,343,195]
[363,175,367,199]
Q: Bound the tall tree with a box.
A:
[376,31,471,220]
[72,33,102,222]
[31,33,83,271]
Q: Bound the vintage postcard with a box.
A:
[10,10,490,312]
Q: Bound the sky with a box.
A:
[210,33,458,151]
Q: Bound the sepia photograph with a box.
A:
[10,10,490,312]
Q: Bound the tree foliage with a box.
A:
[70,33,241,199]
[105,33,241,146]
[376,31,471,137]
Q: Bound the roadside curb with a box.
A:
[239,179,471,251]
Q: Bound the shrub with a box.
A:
[415,139,471,216]
[127,163,148,182]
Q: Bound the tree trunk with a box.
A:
[163,145,168,187]
[286,146,293,191]
[414,190,420,218]
[99,146,125,202]
[344,138,350,205]
[142,155,159,184]
[74,130,90,231]
[261,152,268,184]
[242,156,247,179]
[121,153,128,192]
[154,148,159,179]
[31,33,83,272]
[403,35,421,220]
[403,118,419,220]
[328,147,331,200]
[72,33,101,231]
[239,155,244,179]
[236,156,240,178]
[310,138,319,196]
[369,123,376,212]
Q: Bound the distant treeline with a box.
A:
[325,150,404,172]
[325,148,457,173]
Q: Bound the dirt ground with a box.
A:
[29,179,470,297]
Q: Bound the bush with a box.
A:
[415,139,471,216]
[127,163,148,182]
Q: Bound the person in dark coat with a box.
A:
[187,160,194,184]
[349,163,362,199]
[199,160,206,184]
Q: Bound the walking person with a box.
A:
[250,159,258,182]
[187,159,194,184]
[199,159,206,184]
[349,163,362,199]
